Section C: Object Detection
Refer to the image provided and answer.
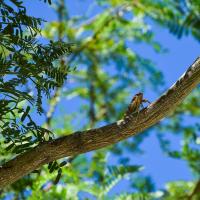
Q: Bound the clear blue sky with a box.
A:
[25,0,200,192]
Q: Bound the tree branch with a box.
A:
[188,180,200,200]
[0,57,200,188]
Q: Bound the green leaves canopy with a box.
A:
[0,0,72,157]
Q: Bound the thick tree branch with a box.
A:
[0,57,200,188]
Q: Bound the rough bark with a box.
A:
[0,57,200,188]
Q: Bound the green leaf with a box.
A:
[54,168,62,185]
[168,151,182,159]
[59,161,67,168]
[2,122,9,128]
[5,143,15,151]
[49,161,58,173]
[21,106,30,122]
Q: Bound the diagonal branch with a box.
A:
[188,180,200,200]
[0,57,200,188]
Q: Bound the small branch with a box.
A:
[0,57,200,188]
[88,82,96,127]
[45,89,61,129]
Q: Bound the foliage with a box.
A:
[0,0,72,159]
[0,0,200,200]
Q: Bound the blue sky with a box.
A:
[25,0,200,191]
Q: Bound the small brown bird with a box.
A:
[124,92,150,117]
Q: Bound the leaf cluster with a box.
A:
[0,0,72,158]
